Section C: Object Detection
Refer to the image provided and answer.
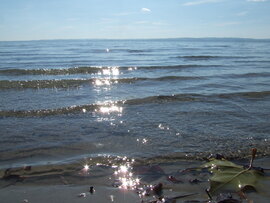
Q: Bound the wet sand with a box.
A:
[0,185,141,203]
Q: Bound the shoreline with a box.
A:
[1,157,270,202]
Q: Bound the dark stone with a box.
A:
[89,186,95,194]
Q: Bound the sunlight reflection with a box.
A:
[128,67,137,71]
[84,164,89,171]
[95,101,123,115]
[94,79,112,86]
[99,105,122,114]
[98,66,120,76]
[113,158,140,190]
[158,123,170,130]
[142,138,147,144]
[79,163,90,175]
[136,138,148,144]
[111,68,119,75]
[93,66,120,93]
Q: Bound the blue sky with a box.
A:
[0,0,269,41]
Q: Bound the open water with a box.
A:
[0,38,270,169]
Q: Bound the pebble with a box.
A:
[89,186,95,194]
[78,193,86,198]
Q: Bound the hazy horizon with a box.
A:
[1,36,270,43]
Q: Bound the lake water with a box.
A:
[0,38,270,169]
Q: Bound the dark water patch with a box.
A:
[0,79,96,89]
[135,64,220,70]
[0,67,102,75]
[83,49,109,53]
[226,72,270,78]
[174,55,251,60]
[0,104,99,117]
[0,65,215,76]
[152,76,202,81]
[179,55,220,60]
[0,52,17,56]
[234,60,270,64]
[126,91,270,105]
[0,53,72,57]
[0,79,89,89]
[125,94,200,105]
[204,45,231,48]
[127,49,151,53]
[0,76,201,89]
[69,48,151,53]
[217,91,270,99]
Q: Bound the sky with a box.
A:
[0,0,269,41]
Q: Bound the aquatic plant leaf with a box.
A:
[202,159,242,170]
[202,159,264,194]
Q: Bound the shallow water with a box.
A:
[1,157,270,203]
[0,38,270,169]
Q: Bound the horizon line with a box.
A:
[1,36,270,43]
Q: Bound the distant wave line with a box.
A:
[1,91,270,117]
[0,76,201,89]
[173,55,253,60]
[0,65,218,76]
[1,71,269,89]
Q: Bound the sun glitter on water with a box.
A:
[99,105,123,114]
[93,66,120,89]
[95,101,123,115]
[79,163,91,176]
[97,66,120,76]
[113,158,140,190]
[84,164,89,171]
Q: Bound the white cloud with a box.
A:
[183,0,221,6]
[247,0,267,2]
[141,8,151,12]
